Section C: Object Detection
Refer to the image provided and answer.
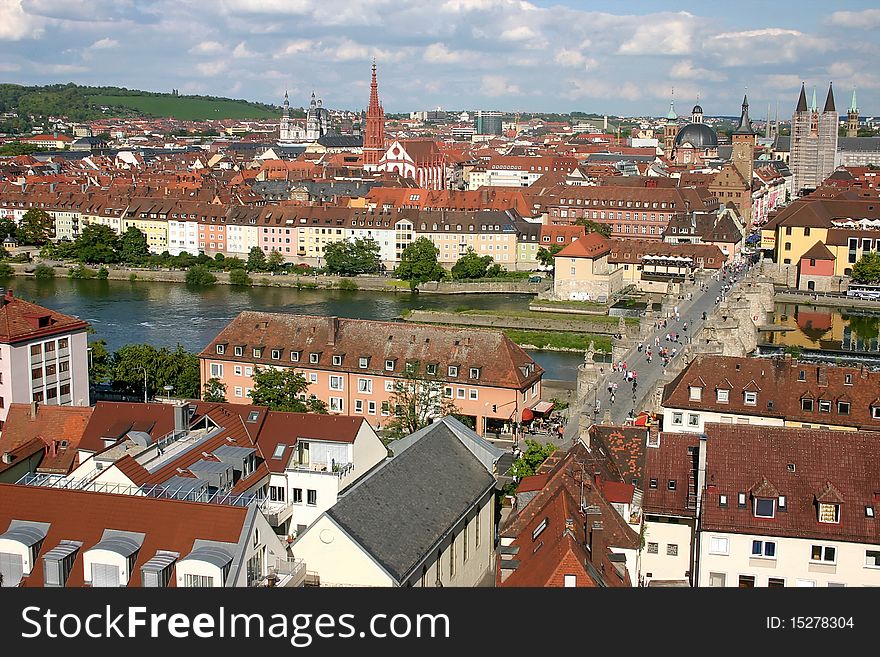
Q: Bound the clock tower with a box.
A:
[731,93,756,192]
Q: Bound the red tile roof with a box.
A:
[700,423,880,544]
[0,292,89,344]
[0,404,93,474]
[555,232,612,259]
[643,432,699,517]
[0,483,248,587]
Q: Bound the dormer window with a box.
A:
[798,370,806,381]
[310,353,320,364]
[426,363,438,376]
[837,401,850,415]
[253,347,262,358]
[744,391,757,406]
[737,492,747,508]
[873,406,880,420]
[290,351,301,362]
[448,365,458,377]
[271,349,281,360]
[469,367,481,380]
[332,355,343,366]
[818,400,831,413]
[719,495,727,507]
[359,357,369,369]
[754,498,776,518]
[818,503,840,524]
[778,496,786,510]
[405,361,417,374]
[716,389,729,403]
[215,344,225,355]
[385,359,395,371]
[234,346,243,357]
[689,386,702,401]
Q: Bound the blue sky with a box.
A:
[0,0,877,118]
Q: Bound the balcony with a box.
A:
[290,461,354,479]
[260,498,296,527]
[251,557,307,588]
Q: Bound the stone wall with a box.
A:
[405,310,626,335]
[416,280,550,294]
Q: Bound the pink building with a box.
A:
[199,313,544,436]
[0,290,90,432]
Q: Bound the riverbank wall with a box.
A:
[775,290,880,311]
[416,280,547,294]
[404,309,624,335]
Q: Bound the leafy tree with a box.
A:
[229,267,251,286]
[0,262,12,278]
[573,218,612,237]
[451,248,493,280]
[88,339,112,385]
[323,238,381,276]
[119,226,150,264]
[222,256,246,271]
[247,246,267,272]
[0,218,16,242]
[202,377,227,403]
[536,244,564,267]
[510,439,558,480]
[17,209,54,245]
[33,264,55,279]
[383,361,461,439]
[851,252,880,285]
[396,237,444,288]
[109,343,200,400]
[74,223,120,263]
[185,264,217,286]
[249,366,327,413]
[266,249,285,272]
[97,266,109,279]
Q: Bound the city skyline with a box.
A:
[0,1,877,117]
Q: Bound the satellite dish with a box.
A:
[319,529,335,544]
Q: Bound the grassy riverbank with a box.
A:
[456,308,638,325]
[503,329,612,352]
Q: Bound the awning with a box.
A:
[521,408,534,422]
[532,401,554,414]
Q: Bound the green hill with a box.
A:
[0,83,290,126]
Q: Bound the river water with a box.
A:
[759,302,880,357]
[7,278,584,381]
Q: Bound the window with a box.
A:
[310,353,320,364]
[234,365,242,376]
[330,375,343,390]
[866,551,880,567]
[687,413,699,427]
[818,503,840,524]
[210,363,223,378]
[708,572,726,587]
[668,480,677,491]
[469,368,480,380]
[234,386,243,397]
[368,401,376,415]
[290,351,301,362]
[457,388,466,399]
[269,486,285,502]
[667,544,678,556]
[649,478,658,489]
[469,389,478,400]
[709,537,729,555]
[354,399,363,413]
[801,398,814,412]
[751,540,776,558]
[358,378,372,393]
[359,357,369,369]
[329,397,343,412]
[818,400,831,413]
[689,386,702,401]
[253,348,262,358]
[672,412,683,425]
[448,365,458,377]
[811,545,836,563]
[738,575,755,588]
[381,401,390,416]
[867,506,875,518]
[647,542,658,554]
[778,496,787,510]
[385,359,395,371]
[216,344,225,355]
[754,498,775,518]
[768,578,785,588]
[309,373,318,384]
[716,389,729,403]
[183,574,214,588]
[798,370,806,381]
[744,391,757,405]
[245,367,252,377]
[719,495,728,507]
[844,373,852,385]
[292,488,303,504]
[307,489,317,506]
[837,401,850,414]
[426,363,437,376]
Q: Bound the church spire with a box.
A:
[666,88,677,121]
[364,59,385,171]
[734,92,754,135]
[796,83,807,112]
[810,86,817,112]
[850,87,858,112]
[823,82,836,113]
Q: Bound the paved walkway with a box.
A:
[563,261,757,441]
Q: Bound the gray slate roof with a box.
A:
[327,420,496,583]
[838,137,880,153]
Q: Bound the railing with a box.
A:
[290,461,354,479]
[250,557,307,588]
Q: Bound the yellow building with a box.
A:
[552,234,620,301]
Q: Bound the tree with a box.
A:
[74,223,119,263]
[323,238,381,276]
[0,262,12,278]
[573,218,612,237]
[119,226,150,264]
[249,366,327,413]
[109,343,201,400]
[185,264,217,286]
[851,252,880,285]
[0,218,16,242]
[247,246,266,272]
[266,249,285,272]
[17,208,54,245]
[88,339,112,385]
[383,361,461,439]
[202,377,227,403]
[396,237,444,288]
[451,248,494,280]
[33,264,55,279]
[510,440,558,480]
[228,267,251,286]
[536,244,564,267]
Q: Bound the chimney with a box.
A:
[593,471,601,487]
[327,316,339,346]
[588,520,604,564]
[30,401,38,419]
[648,422,660,448]
[173,401,188,435]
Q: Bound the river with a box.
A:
[7,278,584,381]
[759,302,880,359]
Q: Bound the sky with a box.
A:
[0,0,878,118]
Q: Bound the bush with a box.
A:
[68,264,96,279]
[185,264,217,287]
[336,278,358,291]
[33,264,55,280]
[228,268,251,287]
[97,266,109,280]
[129,272,138,282]
[0,262,13,278]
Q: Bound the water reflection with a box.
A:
[761,303,880,353]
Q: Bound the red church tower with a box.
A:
[363,60,385,171]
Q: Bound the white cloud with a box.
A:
[827,9,880,29]
[232,41,256,58]
[89,37,118,49]
[190,40,224,55]
[0,61,20,71]
[481,74,519,97]
[0,0,45,40]
[670,59,726,82]
[324,38,406,63]
[706,28,835,67]
[553,48,597,70]
[275,39,313,58]
[195,60,228,76]
[618,12,695,55]
[423,42,472,64]
[43,63,88,74]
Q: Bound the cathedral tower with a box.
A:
[363,61,385,172]
[847,88,859,138]
[663,92,678,154]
